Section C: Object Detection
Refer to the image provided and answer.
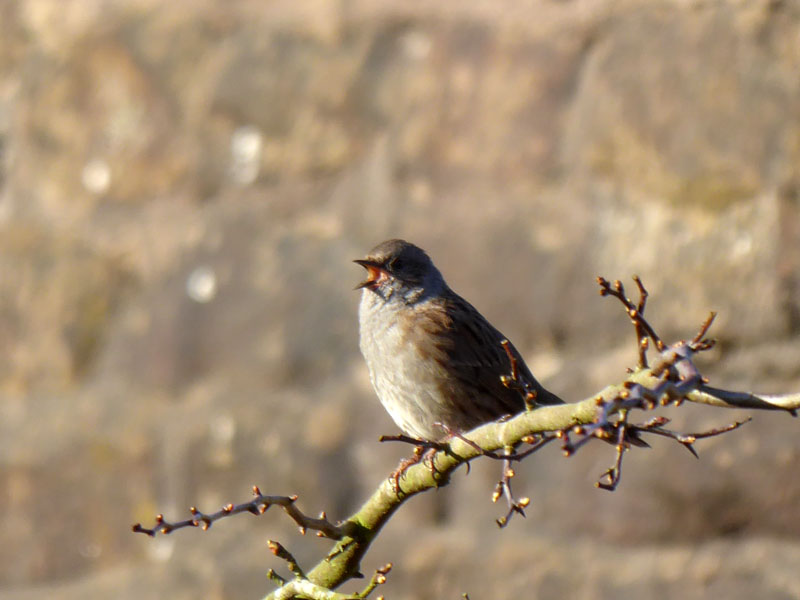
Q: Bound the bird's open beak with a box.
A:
[354,259,388,290]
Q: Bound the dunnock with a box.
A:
[356,239,563,441]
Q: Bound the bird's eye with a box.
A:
[389,257,405,272]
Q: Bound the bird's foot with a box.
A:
[388,447,425,494]
[379,434,450,494]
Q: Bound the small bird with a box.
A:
[356,239,563,441]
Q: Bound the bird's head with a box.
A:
[354,239,444,303]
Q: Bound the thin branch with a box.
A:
[378,434,449,451]
[268,540,307,580]
[595,422,628,491]
[632,416,752,458]
[492,450,531,527]
[597,276,665,362]
[133,486,351,539]
[689,386,800,415]
[692,311,717,346]
[500,340,539,410]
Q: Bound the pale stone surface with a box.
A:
[0,1,799,598]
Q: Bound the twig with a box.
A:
[596,422,628,491]
[492,449,531,527]
[133,486,350,539]
[268,540,306,580]
[597,276,665,365]
[690,387,799,415]
[630,416,752,458]
[500,340,539,410]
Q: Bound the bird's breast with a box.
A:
[358,291,451,439]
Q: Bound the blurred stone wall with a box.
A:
[1,1,799,599]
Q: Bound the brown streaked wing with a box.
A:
[443,288,562,412]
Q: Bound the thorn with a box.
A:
[683,444,699,459]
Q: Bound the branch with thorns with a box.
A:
[549,278,749,494]
[133,486,350,539]
[133,276,800,599]
[374,276,781,525]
